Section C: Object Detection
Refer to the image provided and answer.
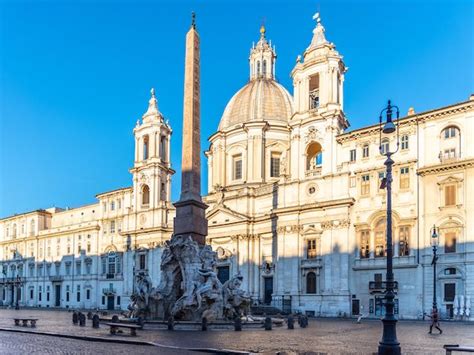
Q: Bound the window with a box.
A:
[13,224,17,238]
[139,254,146,270]
[108,252,116,275]
[443,126,458,139]
[77,285,81,302]
[117,199,121,209]
[102,296,105,305]
[30,220,35,236]
[76,262,81,275]
[77,243,82,254]
[142,185,150,206]
[87,243,91,253]
[111,201,115,211]
[160,182,166,200]
[270,153,280,178]
[350,149,356,162]
[30,289,34,300]
[445,232,456,253]
[85,262,91,274]
[374,219,387,258]
[378,172,386,190]
[400,167,410,189]
[110,221,115,234]
[359,231,370,258]
[103,202,107,212]
[362,144,369,158]
[401,135,409,150]
[444,268,456,275]
[233,155,242,180]
[380,139,389,155]
[117,296,121,306]
[361,174,370,196]
[443,148,456,161]
[399,226,410,256]
[262,60,267,75]
[65,263,71,276]
[444,283,455,302]
[86,289,90,300]
[306,142,322,170]
[307,239,317,259]
[143,135,149,160]
[256,61,261,76]
[306,272,316,294]
[444,185,456,206]
[160,136,167,161]
[309,74,320,109]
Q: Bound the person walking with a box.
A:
[428,307,443,334]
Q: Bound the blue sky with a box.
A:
[0,0,472,218]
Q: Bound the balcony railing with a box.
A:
[305,166,322,178]
[369,281,398,294]
[102,287,116,295]
[49,276,64,282]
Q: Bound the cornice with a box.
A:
[417,158,474,177]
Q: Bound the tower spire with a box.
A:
[173,12,208,245]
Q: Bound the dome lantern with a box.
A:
[249,25,276,80]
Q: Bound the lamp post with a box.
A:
[378,100,401,355]
[431,225,439,311]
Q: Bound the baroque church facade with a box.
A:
[1,15,473,320]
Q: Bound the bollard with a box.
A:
[111,315,119,323]
[287,315,294,330]
[264,317,272,331]
[72,311,78,325]
[92,314,100,329]
[87,311,93,320]
[201,317,208,331]
[234,317,242,331]
[79,312,86,327]
[167,317,174,331]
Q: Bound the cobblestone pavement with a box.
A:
[0,332,198,355]
[0,309,473,354]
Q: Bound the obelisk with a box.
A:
[173,12,208,245]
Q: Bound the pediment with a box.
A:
[437,175,463,185]
[302,226,323,235]
[207,205,248,225]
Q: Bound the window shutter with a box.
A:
[445,185,456,206]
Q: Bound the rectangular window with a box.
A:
[110,201,115,211]
[399,226,410,256]
[86,289,90,300]
[66,292,70,302]
[39,292,42,302]
[307,239,317,259]
[118,199,121,209]
[76,262,81,275]
[117,296,121,306]
[445,185,456,206]
[139,254,146,270]
[401,135,409,150]
[233,155,242,180]
[361,174,370,195]
[103,202,107,212]
[47,292,50,302]
[445,232,456,253]
[400,167,410,189]
[270,153,280,178]
[444,148,456,160]
[110,221,115,234]
[65,264,71,276]
[102,296,105,305]
[362,145,369,158]
[444,283,455,302]
[350,149,356,162]
[359,231,370,258]
[30,289,34,299]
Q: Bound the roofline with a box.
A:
[95,187,133,198]
[337,97,474,142]
[0,209,50,222]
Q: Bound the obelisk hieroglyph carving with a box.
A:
[173,12,208,245]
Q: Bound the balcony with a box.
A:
[369,281,398,294]
[102,287,116,295]
[301,257,322,269]
[49,276,64,282]
[305,167,322,178]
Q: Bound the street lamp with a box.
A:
[431,225,439,311]
[378,100,401,355]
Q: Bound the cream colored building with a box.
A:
[1,15,473,320]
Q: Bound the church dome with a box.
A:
[218,78,294,131]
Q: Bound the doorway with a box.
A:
[55,285,61,307]
[352,299,360,316]
[264,277,273,305]
[107,295,114,310]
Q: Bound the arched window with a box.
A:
[143,135,149,160]
[256,61,261,76]
[262,60,267,76]
[374,218,387,258]
[306,142,323,171]
[306,272,317,294]
[443,126,459,139]
[141,185,150,206]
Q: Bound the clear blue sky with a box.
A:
[0,0,472,218]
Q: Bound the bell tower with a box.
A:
[291,13,347,119]
[131,88,174,211]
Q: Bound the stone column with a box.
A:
[173,15,208,245]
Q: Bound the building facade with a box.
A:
[1,15,473,320]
